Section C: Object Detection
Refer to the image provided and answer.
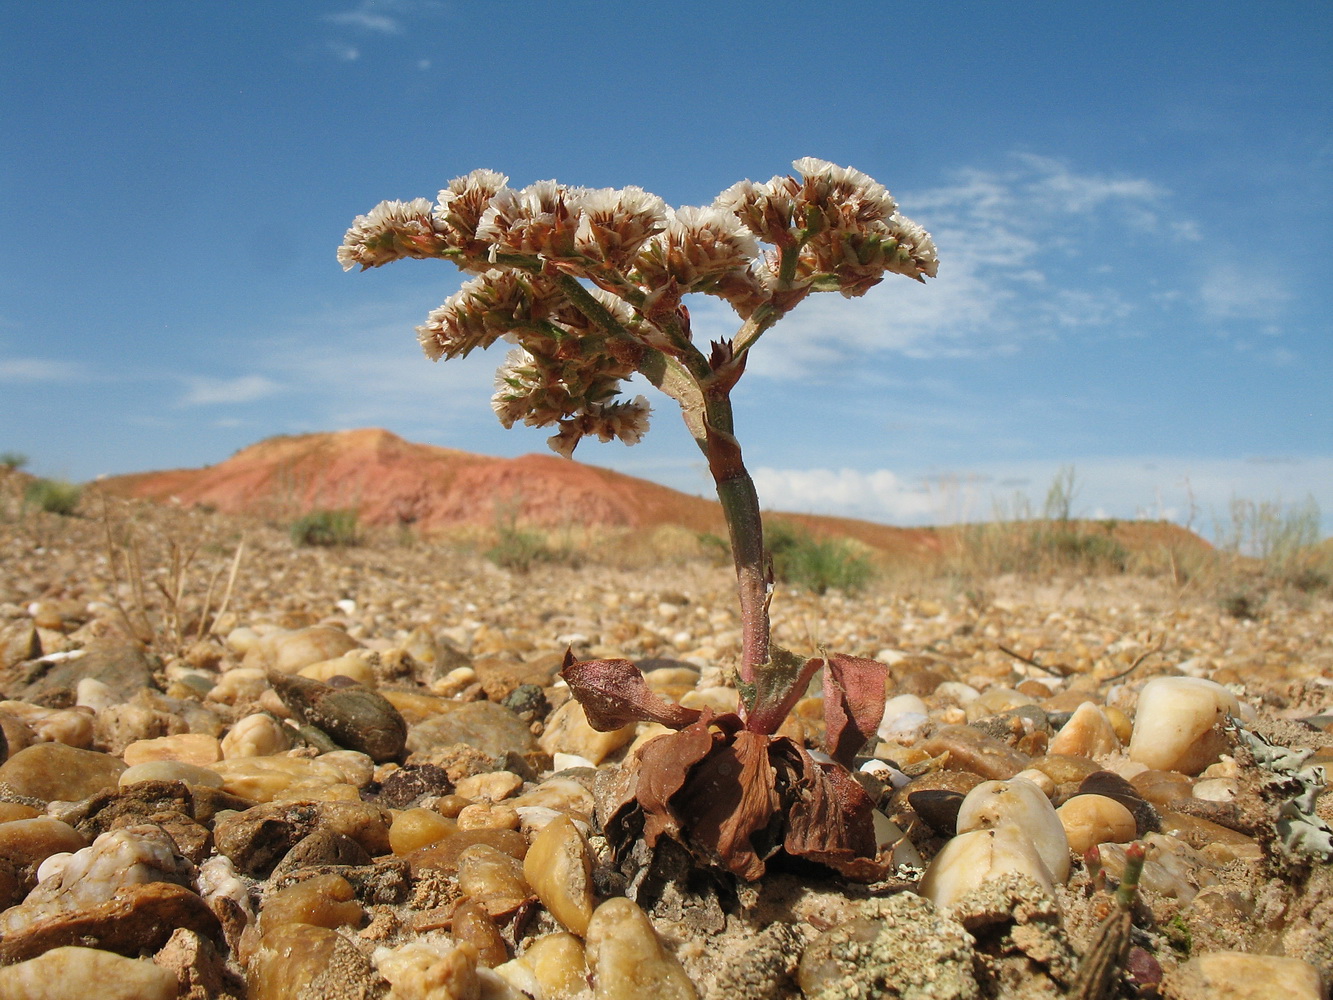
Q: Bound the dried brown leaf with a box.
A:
[560,651,703,731]
[773,739,886,882]
[822,652,888,768]
[674,730,782,880]
[632,717,721,848]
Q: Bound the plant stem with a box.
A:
[701,388,769,685]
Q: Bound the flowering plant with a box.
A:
[342,159,937,879]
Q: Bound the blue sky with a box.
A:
[3,2,1330,536]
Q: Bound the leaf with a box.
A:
[560,651,703,731]
[822,652,888,768]
[673,730,782,880]
[632,717,722,848]
[742,645,823,736]
[773,740,886,882]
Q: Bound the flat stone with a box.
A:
[919,725,1032,780]
[0,880,220,963]
[215,798,391,877]
[1167,952,1323,1000]
[0,946,179,1000]
[0,743,126,803]
[2,639,155,707]
[405,700,539,757]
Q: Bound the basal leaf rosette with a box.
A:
[561,649,890,882]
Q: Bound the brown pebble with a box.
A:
[918,725,1032,780]
[0,743,126,803]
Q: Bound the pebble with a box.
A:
[457,842,534,918]
[404,700,540,757]
[514,931,590,999]
[919,725,1031,780]
[243,625,362,674]
[0,742,126,803]
[388,807,458,855]
[298,651,378,686]
[539,698,637,765]
[955,778,1070,882]
[266,671,407,763]
[1167,952,1324,1000]
[0,945,179,1000]
[1046,701,1121,758]
[917,826,1055,910]
[585,896,699,1000]
[258,872,362,934]
[220,713,293,758]
[524,813,596,936]
[1128,676,1240,774]
[1056,793,1138,853]
[452,897,510,967]
[121,732,222,767]
[210,752,365,802]
[215,799,391,876]
[454,769,524,802]
[0,817,87,887]
[247,921,380,1000]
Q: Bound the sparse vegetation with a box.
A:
[766,520,875,595]
[24,477,83,516]
[289,508,359,547]
[0,452,28,470]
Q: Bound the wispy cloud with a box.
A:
[326,41,360,61]
[324,3,403,34]
[1198,262,1289,321]
[0,358,90,383]
[180,375,282,406]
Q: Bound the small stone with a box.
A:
[798,894,977,1000]
[405,700,540,757]
[516,932,589,999]
[373,939,482,1000]
[1167,952,1323,1000]
[0,817,88,888]
[298,651,378,687]
[1046,701,1121,758]
[524,813,596,936]
[247,922,382,1000]
[207,667,269,705]
[0,946,178,1000]
[258,872,362,934]
[1056,793,1138,853]
[8,639,153,706]
[215,799,391,876]
[918,826,1055,911]
[267,672,406,763]
[404,829,528,879]
[1129,676,1240,774]
[1129,767,1194,805]
[456,801,520,831]
[270,829,373,879]
[585,896,699,1000]
[0,742,126,803]
[452,898,510,968]
[456,842,533,918]
[454,770,523,802]
[153,926,229,1000]
[245,625,361,675]
[955,778,1070,882]
[919,725,1032,780]
[210,753,363,802]
[0,619,41,669]
[539,699,636,765]
[509,777,597,821]
[220,713,293,758]
[122,732,223,767]
[388,807,458,855]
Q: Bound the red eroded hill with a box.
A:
[100,428,732,534]
[98,428,1208,563]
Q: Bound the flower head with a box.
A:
[434,169,511,271]
[546,395,651,458]
[575,186,668,268]
[416,269,564,361]
[338,198,447,271]
[636,206,760,292]
[477,180,583,261]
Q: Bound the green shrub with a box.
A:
[0,452,28,470]
[24,478,82,516]
[290,509,359,547]
[766,521,875,595]
[486,521,557,572]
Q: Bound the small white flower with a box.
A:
[337,198,441,270]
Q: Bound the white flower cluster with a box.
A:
[341,159,936,455]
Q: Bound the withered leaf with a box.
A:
[772,739,886,882]
[632,717,720,848]
[822,652,888,768]
[560,652,703,732]
[673,730,781,880]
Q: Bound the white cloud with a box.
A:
[325,4,402,34]
[327,42,360,61]
[181,375,282,406]
[746,455,1333,539]
[0,358,89,382]
[1198,262,1289,321]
